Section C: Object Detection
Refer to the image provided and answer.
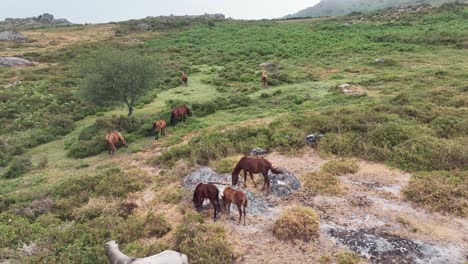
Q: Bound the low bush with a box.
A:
[174,215,232,264]
[403,170,467,216]
[336,251,363,264]
[273,207,320,242]
[2,156,32,179]
[210,156,239,173]
[321,160,359,175]
[302,171,343,195]
[192,101,216,117]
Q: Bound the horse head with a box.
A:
[185,106,193,117]
[232,171,239,186]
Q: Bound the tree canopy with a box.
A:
[79,48,160,116]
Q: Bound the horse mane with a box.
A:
[231,162,243,185]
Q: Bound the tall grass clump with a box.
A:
[273,207,320,242]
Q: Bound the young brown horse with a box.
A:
[192,183,221,220]
[181,72,188,87]
[150,119,166,140]
[222,187,248,225]
[261,71,268,88]
[170,105,192,126]
[105,131,128,157]
[232,156,282,193]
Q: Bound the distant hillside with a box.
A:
[284,0,460,18]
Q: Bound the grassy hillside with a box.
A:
[0,4,466,263]
[284,0,457,18]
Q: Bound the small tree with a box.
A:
[79,48,160,116]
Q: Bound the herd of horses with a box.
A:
[105,71,275,224]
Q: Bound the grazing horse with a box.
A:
[261,71,268,87]
[105,240,188,264]
[192,183,221,220]
[150,119,166,140]
[232,156,282,193]
[170,105,192,126]
[222,187,248,225]
[181,72,188,87]
[105,131,128,157]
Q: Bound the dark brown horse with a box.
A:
[150,119,166,140]
[105,131,128,157]
[192,183,221,220]
[222,187,248,225]
[261,71,268,88]
[170,105,192,126]
[181,72,188,87]
[232,156,282,193]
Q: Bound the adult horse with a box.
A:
[150,119,166,140]
[232,156,282,193]
[192,183,221,220]
[222,187,248,225]
[105,131,128,157]
[261,71,268,88]
[181,72,188,87]
[170,105,192,126]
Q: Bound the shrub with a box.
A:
[320,132,363,157]
[302,171,343,195]
[321,160,359,175]
[273,207,320,242]
[175,216,232,264]
[192,101,217,117]
[210,156,239,173]
[67,137,107,158]
[3,156,32,179]
[403,170,467,216]
[391,137,467,171]
[336,251,362,264]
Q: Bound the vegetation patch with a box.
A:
[321,159,359,175]
[302,171,343,195]
[403,170,467,216]
[273,206,320,242]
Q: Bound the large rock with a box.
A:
[259,62,277,70]
[337,83,365,95]
[36,13,54,23]
[268,167,301,197]
[0,57,32,66]
[0,31,27,41]
[183,166,301,214]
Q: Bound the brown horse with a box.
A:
[105,131,128,157]
[150,119,166,140]
[222,187,248,225]
[192,183,221,220]
[261,71,268,88]
[232,156,282,193]
[170,105,192,126]
[181,72,188,87]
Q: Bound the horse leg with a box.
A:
[162,128,165,136]
[243,170,248,188]
[243,205,246,226]
[237,204,242,224]
[155,129,159,140]
[183,113,186,122]
[263,172,271,193]
[249,172,257,188]
[210,198,217,220]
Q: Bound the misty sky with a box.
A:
[1,0,319,23]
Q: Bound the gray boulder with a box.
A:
[36,13,54,23]
[0,31,27,41]
[268,167,301,197]
[375,58,386,63]
[259,62,277,70]
[0,57,32,66]
[250,147,267,156]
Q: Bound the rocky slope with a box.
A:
[0,13,72,30]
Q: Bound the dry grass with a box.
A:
[321,159,359,176]
[210,155,241,174]
[273,206,320,242]
[302,171,343,195]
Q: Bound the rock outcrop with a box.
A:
[0,57,32,67]
[1,13,72,30]
[0,31,27,41]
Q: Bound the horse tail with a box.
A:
[170,111,176,126]
[270,167,282,175]
[215,188,221,212]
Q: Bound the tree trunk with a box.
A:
[128,105,134,116]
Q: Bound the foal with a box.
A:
[181,72,188,87]
[261,71,268,87]
[150,119,166,140]
[223,187,248,225]
[192,183,221,220]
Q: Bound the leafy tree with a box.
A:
[79,48,160,116]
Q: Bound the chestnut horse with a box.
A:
[181,72,188,87]
[170,105,192,126]
[232,156,282,193]
[192,183,221,220]
[261,71,268,87]
[150,119,166,140]
[105,131,128,157]
[222,187,248,225]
